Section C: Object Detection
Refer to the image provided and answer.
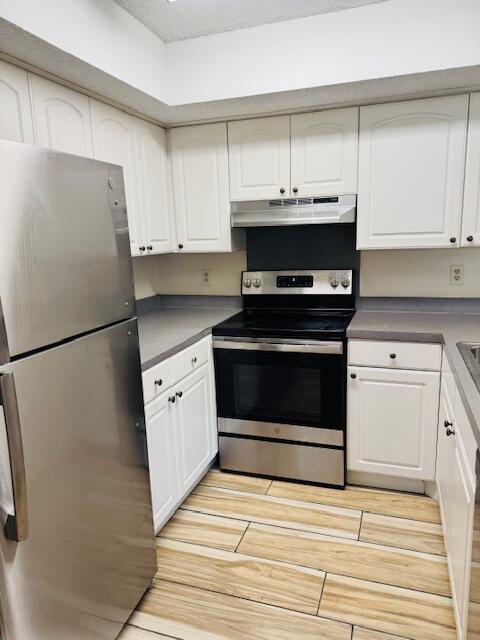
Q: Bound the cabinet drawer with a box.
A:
[348,339,442,371]
[142,359,172,405]
[171,336,210,385]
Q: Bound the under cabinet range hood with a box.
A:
[231,195,356,228]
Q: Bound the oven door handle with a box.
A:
[213,338,343,355]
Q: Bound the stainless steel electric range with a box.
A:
[212,269,355,488]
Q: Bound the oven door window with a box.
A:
[214,348,345,429]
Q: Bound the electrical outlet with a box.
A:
[450,264,464,286]
[201,269,212,286]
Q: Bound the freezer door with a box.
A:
[0,319,156,640]
[0,140,135,362]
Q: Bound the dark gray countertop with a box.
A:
[137,302,239,371]
[348,309,480,449]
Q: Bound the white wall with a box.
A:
[0,0,170,103]
[168,0,480,105]
[360,248,480,298]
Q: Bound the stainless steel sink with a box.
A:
[458,343,480,392]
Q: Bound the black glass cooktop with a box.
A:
[213,309,354,339]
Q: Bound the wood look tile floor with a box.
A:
[121,469,456,640]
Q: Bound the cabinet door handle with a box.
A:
[175,391,183,398]
[467,235,474,242]
[280,188,285,194]
[154,379,163,387]
[191,356,197,364]
[168,395,176,403]
[178,244,184,250]
[446,427,455,437]
[139,246,146,252]
[389,353,397,359]
[350,373,357,379]
[444,419,452,428]
[450,237,456,244]
[147,245,153,251]
[292,187,299,194]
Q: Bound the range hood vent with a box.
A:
[231,195,356,228]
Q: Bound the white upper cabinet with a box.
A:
[134,118,174,254]
[357,95,469,249]
[170,122,241,252]
[90,100,142,256]
[462,92,480,247]
[228,115,290,201]
[291,108,359,197]
[0,61,34,144]
[29,75,93,157]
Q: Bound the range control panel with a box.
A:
[242,270,353,295]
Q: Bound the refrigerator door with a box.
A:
[0,140,135,363]
[0,319,156,640]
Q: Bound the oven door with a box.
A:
[213,337,345,447]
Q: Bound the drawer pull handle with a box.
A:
[192,357,197,364]
[444,420,452,429]
[350,373,357,379]
[168,395,176,403]
[175,391,183,398]
[389,353,397,359]
[154,379,163,386]
[446,427,455,437]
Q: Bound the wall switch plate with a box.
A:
[201,269,212,286]
[450,264,464,285]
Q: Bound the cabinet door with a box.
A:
[134,118,174,254]
[145,390,179,534]
[30,75,93,157]
[0,61,34,144]
[291,108,358,197]
[170,123,230,252]
[357,95,468,249]
[347,366,440,479]
[228,115,290,201]
[436,381,455,528]
[462,92,480,246]
[448,435,475,638]
[174,364,213,497]
[91,100,143,256]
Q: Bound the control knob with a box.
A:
[253,278,261,288]
[330,277,339,289]
[244,278,252,288]
[340,276,351,289]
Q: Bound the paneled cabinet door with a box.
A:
[134,119,174,254]
[291,108,358,197]
[174,364,213,497]
[145,390,179,534]
[357,95,468,249]
[228,115,290,201]
[347,366,440,480]
[447,435,475,639]
[90,100,142,256]
[462,92,480,246]
[0,61,34,144]
[29,75,93,157]
[170,122,231,252]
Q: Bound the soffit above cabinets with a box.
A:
[113,0,388,43]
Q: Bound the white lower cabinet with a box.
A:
[143,336,217,533]
[436,357,476,640]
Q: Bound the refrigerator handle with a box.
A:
[0,373,28,541]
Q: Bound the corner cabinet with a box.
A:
[347,340,441,480]
[228,115,291,201]
[0,61,34,144]
[462,92,480,247]
[357,95,469,249]
[29,75,94,157]
[290,108,358,197]
[170,123,244,252]
[142,335,218,533]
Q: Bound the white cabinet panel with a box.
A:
[357,95,468,249]
[436,380,455,520]
[0,61,34,144]
[291,108,358,197]
[29,75,93,157]
[174,364,213,497]
[170,122,233,252]
[348,339,442,372]
[145,390,179,533]
[347,366,440,480]
[228,115,290,201]
[90,100,142,256]
[462,92,480,246]
[134,118,174,254]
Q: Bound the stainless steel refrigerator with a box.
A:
[0,140,157,639]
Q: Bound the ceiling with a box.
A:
[114,0,390,43]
